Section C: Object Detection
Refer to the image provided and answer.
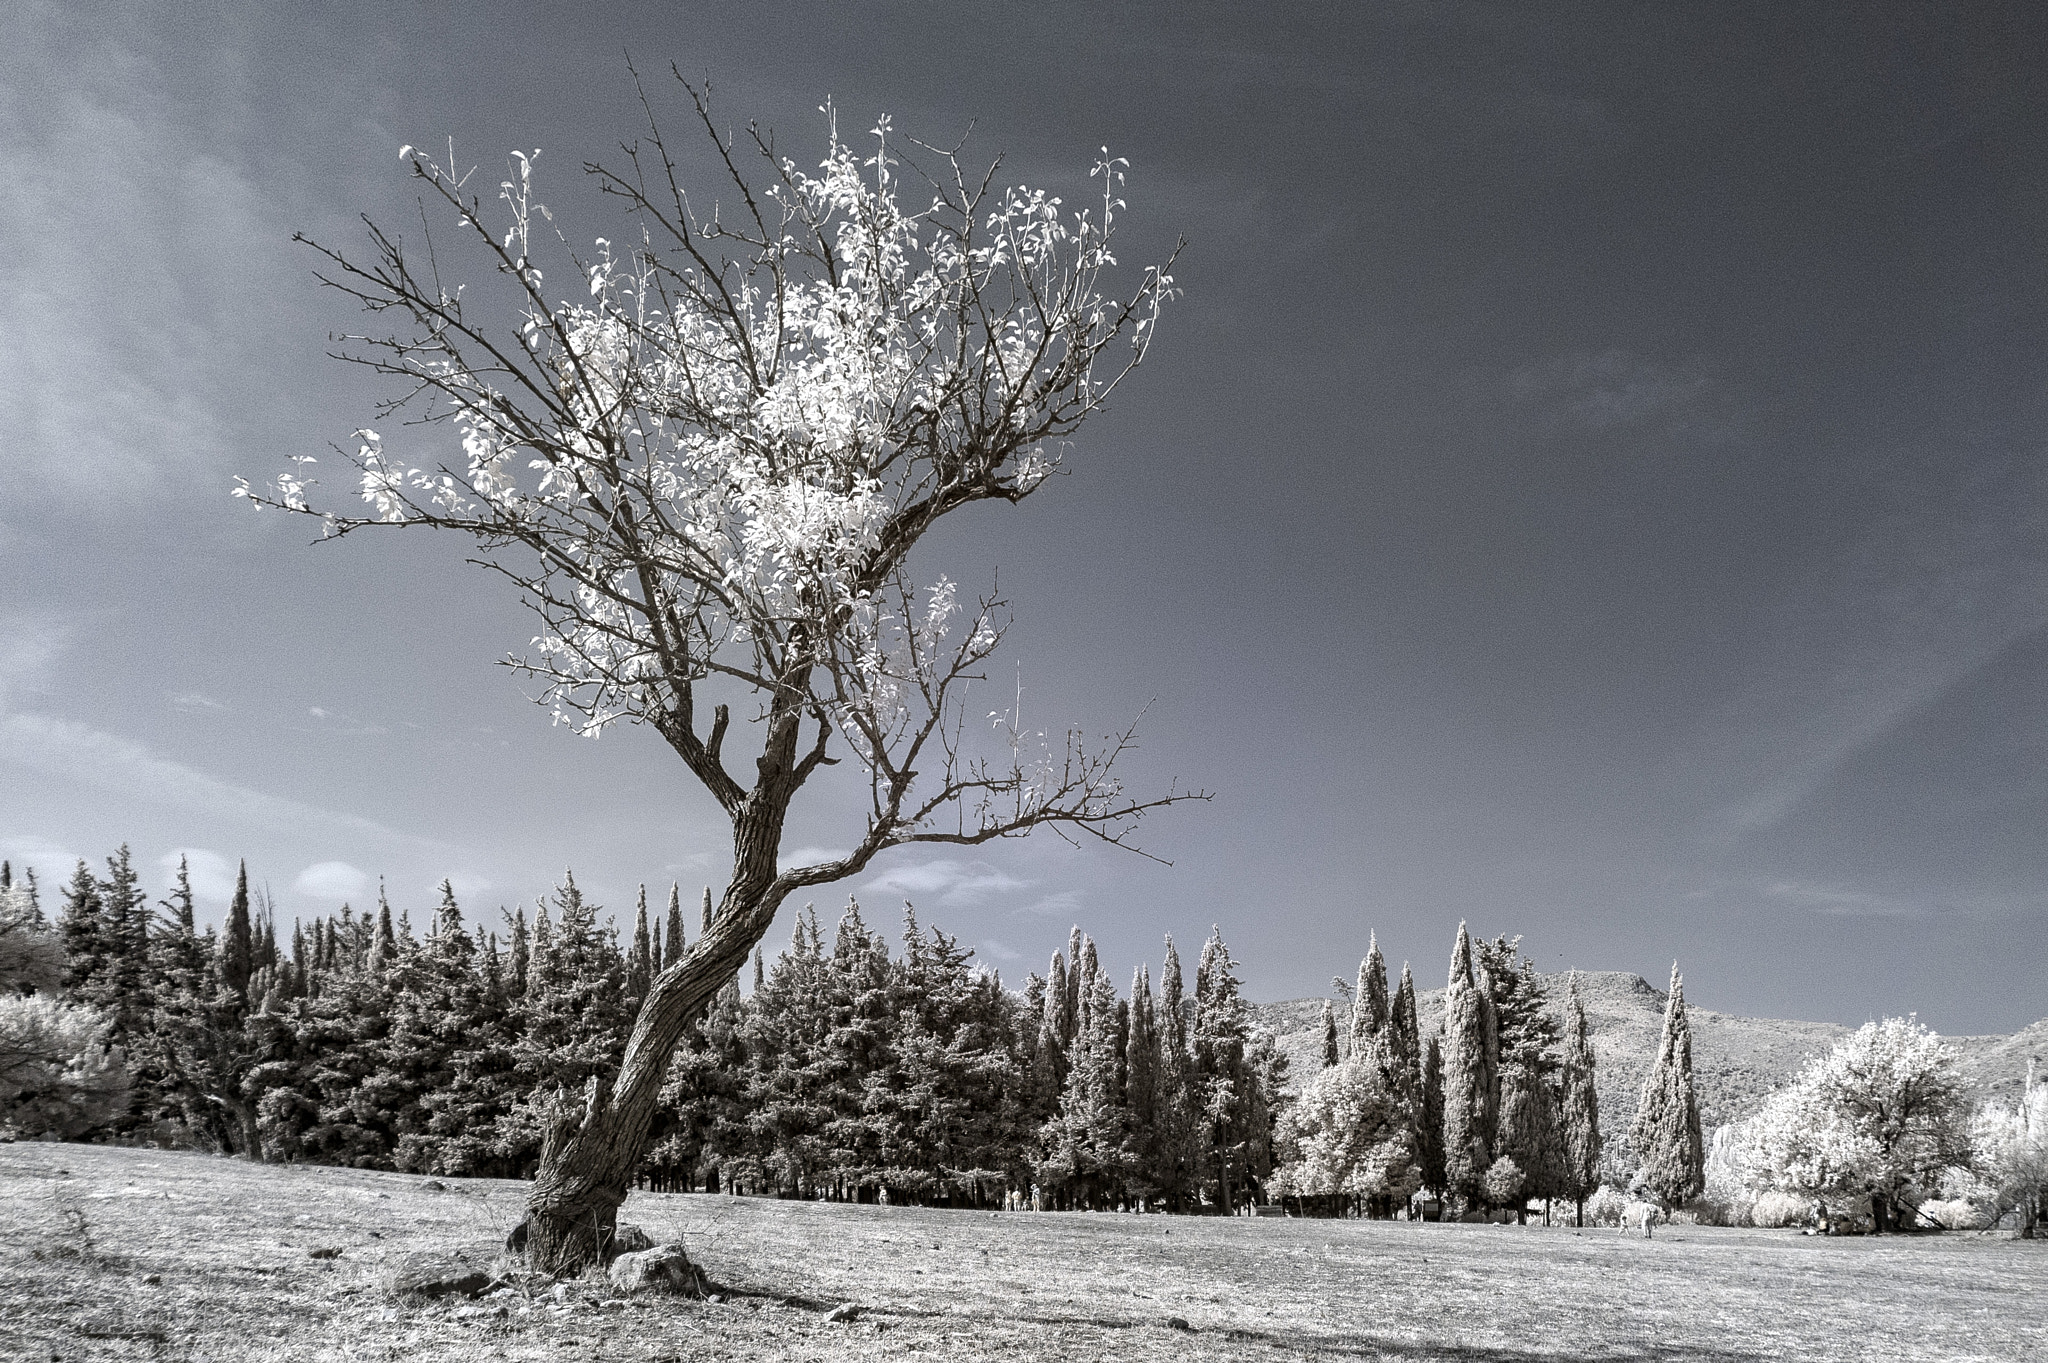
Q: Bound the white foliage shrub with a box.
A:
[0,995,131,1139]
[0,886,62,994]
[1583,1184,1630,1228]
[1916,1198,1987,1230]
[1749,1190,1811,1228]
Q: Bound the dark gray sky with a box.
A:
[4,1,2044,1033]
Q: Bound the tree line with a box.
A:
[0,849,1287,1213]
[1267,924,1697,1226]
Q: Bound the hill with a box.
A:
[1251,972,2043,1130]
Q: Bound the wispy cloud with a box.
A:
[1011,889,1084,920]
[169,692,227,713]
[1762,880,1923,919]
[293,860,371,903]
[0,2,309,511]
[782,846,852,869]
[862,857,1026,907]
[1,832,84,884]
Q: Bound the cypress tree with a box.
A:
[1125,964,1159,1199]
[629,886,653,1001]
[1440,921,1496,1212]
[700,885,713,938]
[667,884,689,972]
[1630,963,1703,1209]
[1351,933,1388,1056]
[1420,1033,1447,1199]
[1388,961,1421,1104]
[1154,935,1193,1210]
[220,860,254,1005]
[1558,972,1603,1225]
[1062,925,1083,1047]
[1321,999,1340,1069]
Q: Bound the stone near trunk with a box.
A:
[608,1222,654,1256]
[383,1248,496,1300]
[826,1303,862,1323]
[606,1243,709,1297]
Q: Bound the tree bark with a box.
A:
[520,796,797,1274]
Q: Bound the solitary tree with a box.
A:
[239,77,1191,1271]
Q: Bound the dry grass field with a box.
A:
[3,1143,2042,1363]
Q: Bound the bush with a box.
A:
[1583,1184,1629,1228]
[0,995,130,1139]
[1750,1190,1811,1228]
[1916,1198,1986,1230]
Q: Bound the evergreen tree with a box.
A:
[95,845,153,1043]
[1440,921,1497,1211]
[665,883,689,974]
[1321,999,1340,1070]
[1191,928,1254,1212]
[1419,1033,1447,1199]
[1630,962,1704,1209]
[1351,933,1388,1056]
[700,885,713,938]
[509,905,530,996]
[1124,964,1159,1202]
[1152,935,1195,1210]
[224,861,254,1003]
[58,860,109,1000]
[1388,961,1422,1106]
[628,887,653,1002]
[1476,934,1563,1219]
[1557,972,1603,1226]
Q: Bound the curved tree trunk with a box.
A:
[521,803,795,1275]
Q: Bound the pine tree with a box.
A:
[1630,963,1703,1209]
[58,860,109,1000]
[1321,999,1340,1070]
[1440,922,1497,1212]
[1557,972,1603,1226]
[96,845,153,1043]
[371,882,398,972]
[509,905,530,996]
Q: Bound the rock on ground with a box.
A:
[606,1243,710,1297]
[609,1222,654,1256]
[382,1247,497,1300]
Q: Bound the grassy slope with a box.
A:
[6,1144,2044,1363]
